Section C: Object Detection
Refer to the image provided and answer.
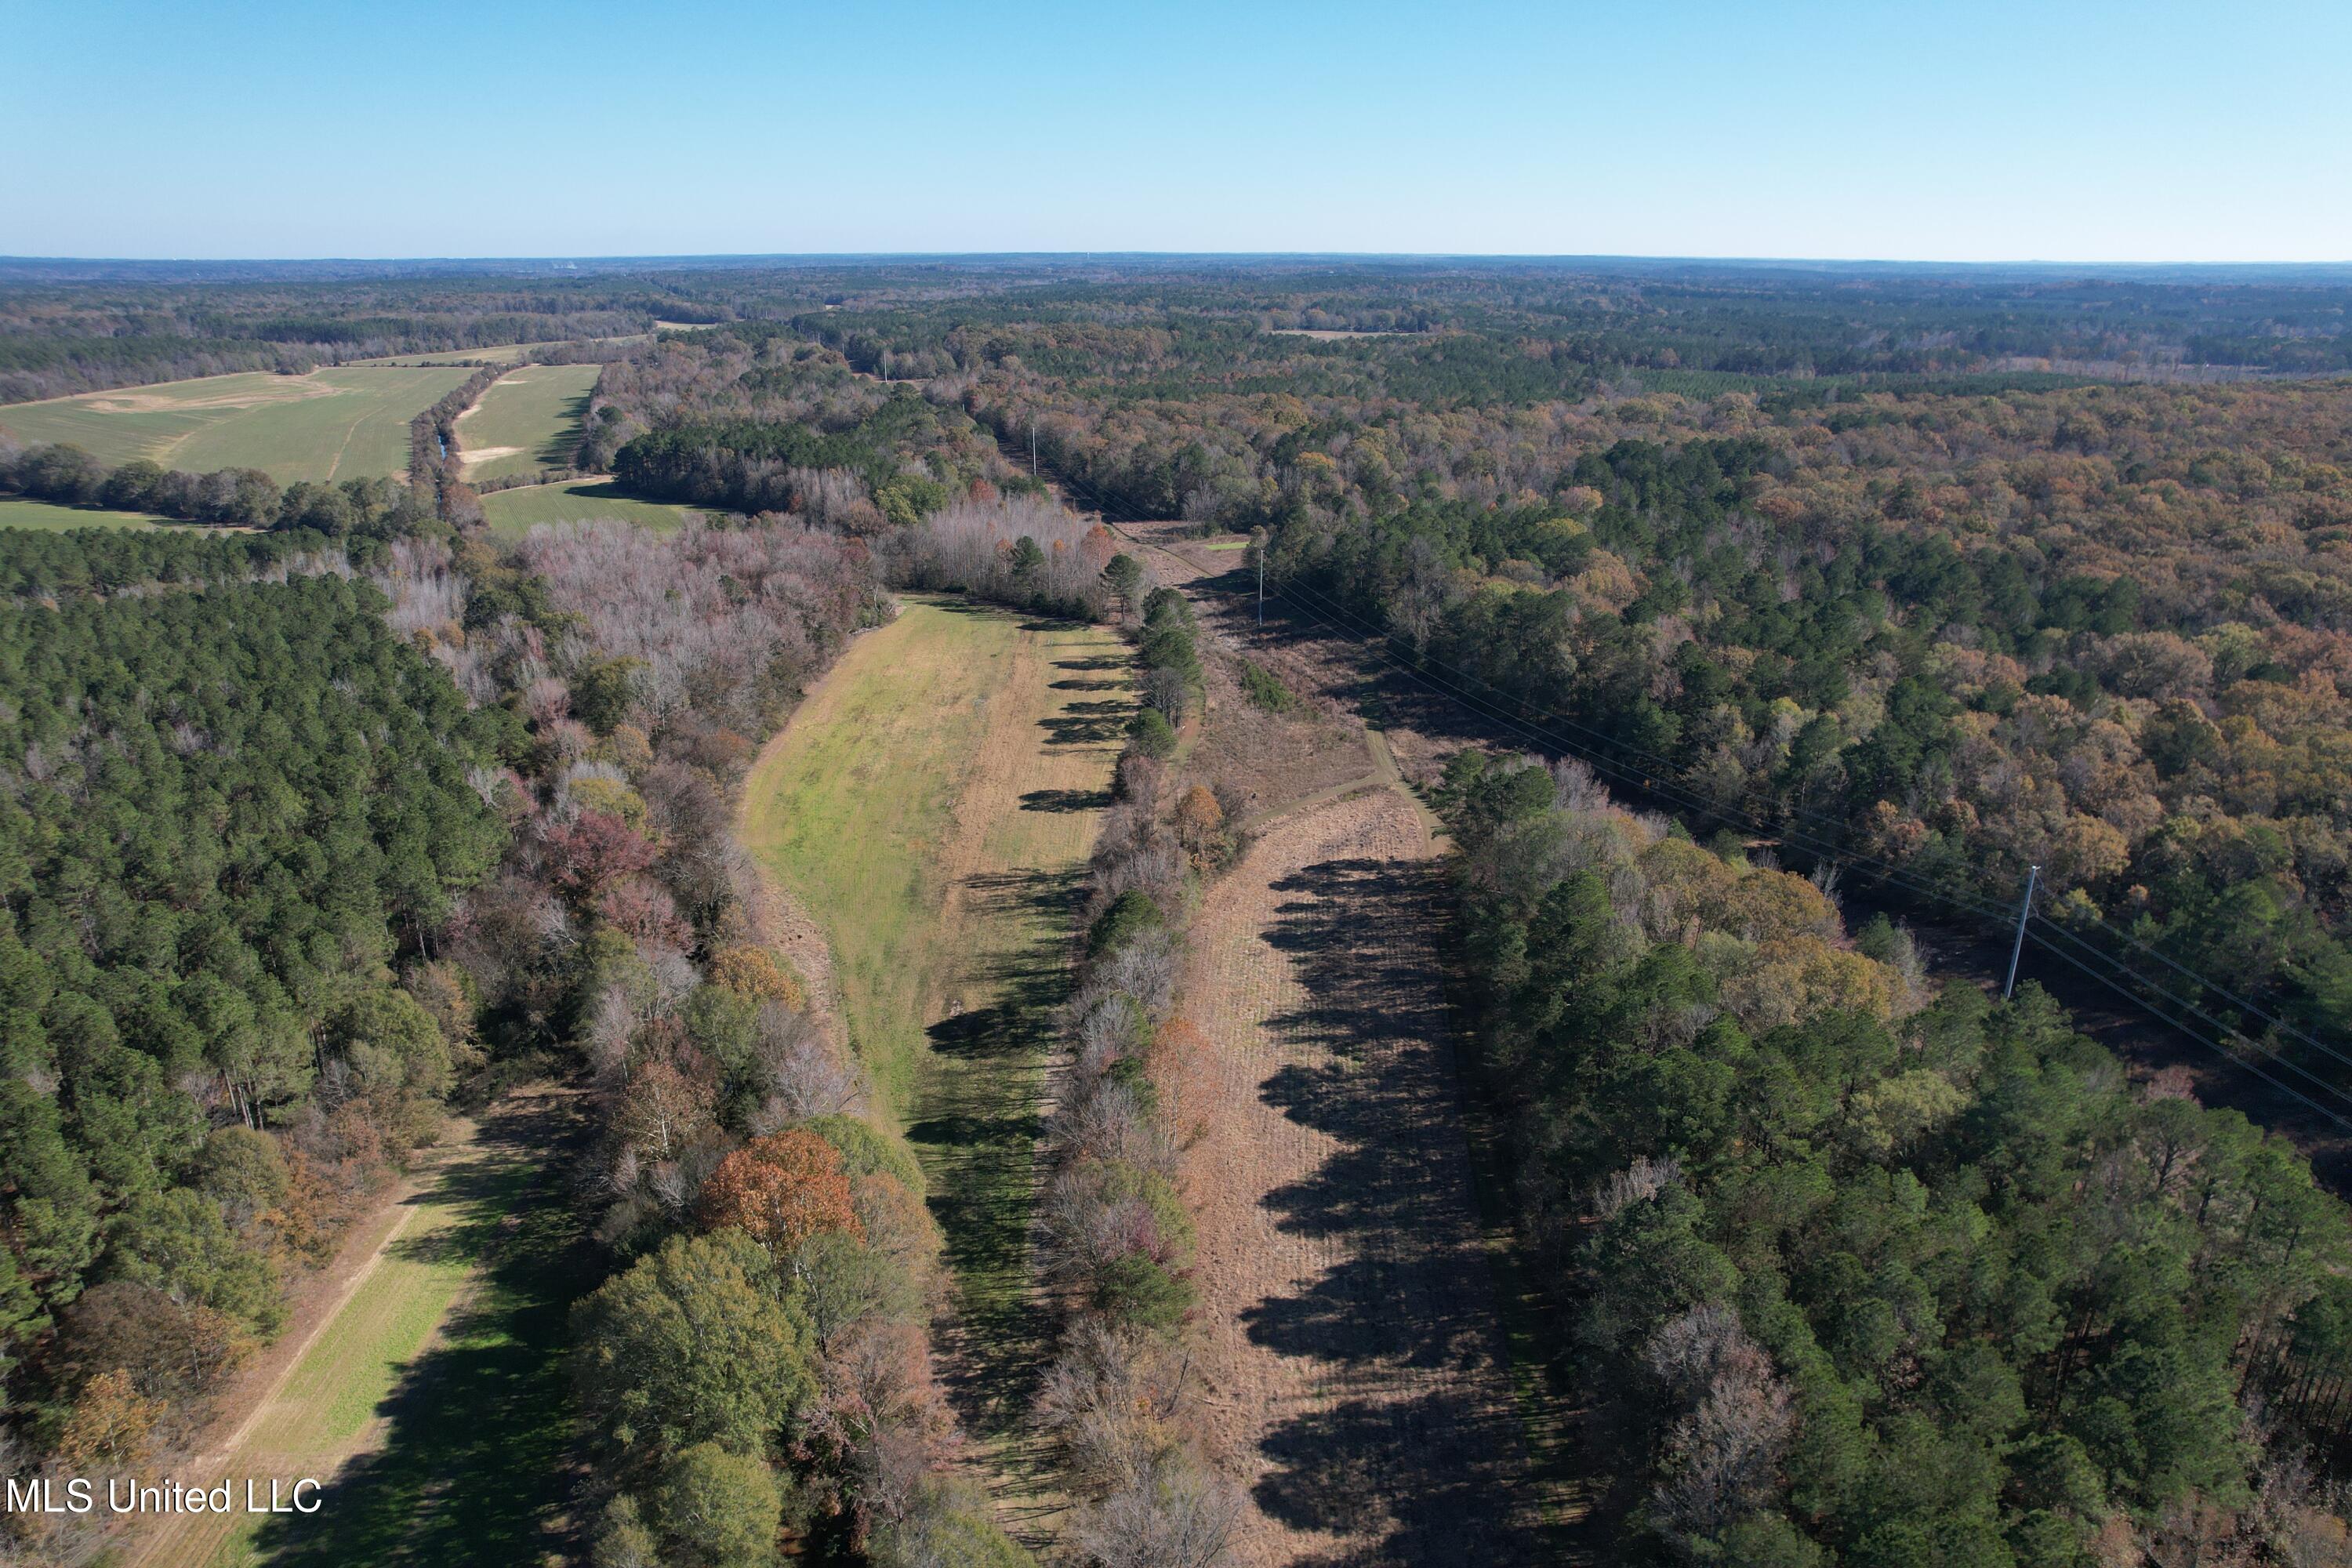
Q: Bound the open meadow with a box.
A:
[739,596,1132,1525]
[0,366,471,483]
[455,365,601,481]
[478,477,689,537]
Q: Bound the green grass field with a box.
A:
[0,496,184,531]
[455,365,602,482]
[125,1093,587,1568]
[0,367,471,484]
[740,598,1131,1472]
[478,477,691,537]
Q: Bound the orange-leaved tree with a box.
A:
[698,1129,862,1256]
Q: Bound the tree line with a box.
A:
[397,518,1030,1567]
[1439,750,2352,1565]
[2,441,440,536]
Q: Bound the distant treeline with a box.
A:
[9,259,2352,409]
[0,273,731,404]
[2,442,439,536]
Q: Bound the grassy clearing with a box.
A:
[125,1091,588,1568]
[350,336,652,367]
[456,365,603,482]
[0,496,183,531]
[479,478,690,538]
[740,596,1131,1469]
[347,343,538,366]
[0,368,472,483]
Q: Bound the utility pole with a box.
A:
[1257,533,1265,626]
[1029,416,1036,477]
[2004,864,2041,1000]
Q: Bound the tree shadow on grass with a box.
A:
[1040,710,1131,746]
[907,865,1088,1467]
[249,1098,596,1568]
[536,391,593,466]
[1021,787,1113,813]
[1231,855,1548,1565]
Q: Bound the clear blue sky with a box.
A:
[9,0,2348,262]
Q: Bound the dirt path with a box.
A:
[122,1090,581,1568]
[1178,788,1543,1566]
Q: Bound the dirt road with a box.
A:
[1179,788,1542,1566]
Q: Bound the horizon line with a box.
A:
[6,251,2352,272]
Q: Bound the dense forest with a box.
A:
[0,531,506,1471]
[7,256,2352,1566]
[1440,752,2352,1564]
[757,281,2352,1108]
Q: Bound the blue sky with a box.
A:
[9,0,2349,262]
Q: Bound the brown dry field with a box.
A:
[1176,787,1541,1566]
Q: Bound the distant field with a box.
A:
[0,367,471,483]
[478,478,690,538]
[350,336,649,367]
[0,496,183,531]
[455,365,602,481]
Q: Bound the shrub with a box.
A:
[1240,660,1297,712]
[1087,890,1165,958]
[1126,707,1178,759]
[1091,1254,1193,1334]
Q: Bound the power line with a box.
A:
[1029,434,2352,1113]
[1269,571,2352,1067]
[1256,572,2352,1118]
[2023,928,2352,1135]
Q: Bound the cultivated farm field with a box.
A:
[478,477,690,537]
[455,364,601,481]
[0,366,472,483]
[739,596,1133,1531]
[0,495,182,531]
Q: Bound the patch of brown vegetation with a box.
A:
[1175,789,1541,1566]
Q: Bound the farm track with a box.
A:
[1179,789,1544,1566]
[1033,486,1555,1559]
